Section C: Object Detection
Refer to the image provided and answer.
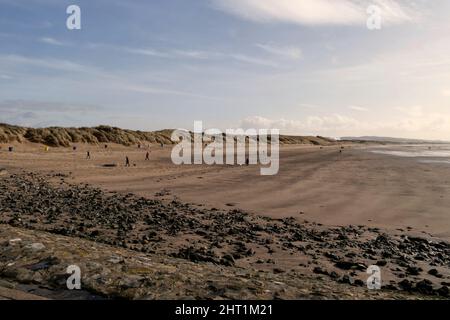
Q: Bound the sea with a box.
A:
[370,144,450,164]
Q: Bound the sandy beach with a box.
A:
[1,142,450,299]
[1,143,449,240]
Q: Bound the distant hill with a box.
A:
[341,136,450,144]
[0,123,337,147]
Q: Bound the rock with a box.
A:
[383,284,398,291]
[26,256,60,271]
[340,275,355,285]
[428,269,442,278]
[313,267,328,275]
[220,254,235,267]
[398,279,413,291]
[8,238,22,245]
[107,256,124,264]
[437,286,449,297]
[415,279,434,295]
[335,261,367,271]
[354,279,365,287]
[406,266,422,276]
[324,252,341,261]
[329,271,340,279]
[376,260,387,267]
[273,268,285,274]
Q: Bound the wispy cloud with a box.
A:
[0,99,103,113]
[123,47,171,58]
[0,54,219,101]
[211,0,418,26]
[124,46,277,67]
[0,99,105,127]
[123,84,218,100]
[39,37,68,46]
[0,54,92,73]
[256,44,302,60]
[229,53,277,67]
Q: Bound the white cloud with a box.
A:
[240,109,450,140]
[124,47,171,58]
[0,54,93,73]
[211,0,417,26]
[256,44,302,60]
[39,37,67,46]
[124,46,277,67]
[241,114,371,135]
[229,53,277,67]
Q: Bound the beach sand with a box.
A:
[1,143,449,240]
[1,142,450,299]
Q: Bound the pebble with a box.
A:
[26,243,46,251]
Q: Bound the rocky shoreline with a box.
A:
[0,170,449,299]
[1,224,425,300]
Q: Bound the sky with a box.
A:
[1,0,450,139]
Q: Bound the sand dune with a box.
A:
[0,123,337,147]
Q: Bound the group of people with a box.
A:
[85,148,151,167]
[124,152,150,167]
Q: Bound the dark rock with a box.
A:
[329,271,339,279]
[406,265,422,276]
[313,267,328,275]
[340,275,354,285]
[273,268,285,274]
[354,279,364,286]
[335,261,367,271]
[383,284,398,291]
[427,269,442,278]
[437,286,449,297]
[220,254,235,267]
[376,260,387,267]
[398,279,413,291]
[26,256,60,271]
[415,279,434,295]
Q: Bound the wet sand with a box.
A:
[1,143,449,240]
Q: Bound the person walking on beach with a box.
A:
[125,156,130,167]
[145,151,150,161]
[86,151,91,159]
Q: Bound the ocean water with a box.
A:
[370,145,450,164]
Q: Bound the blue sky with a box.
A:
[1,0,450,139]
